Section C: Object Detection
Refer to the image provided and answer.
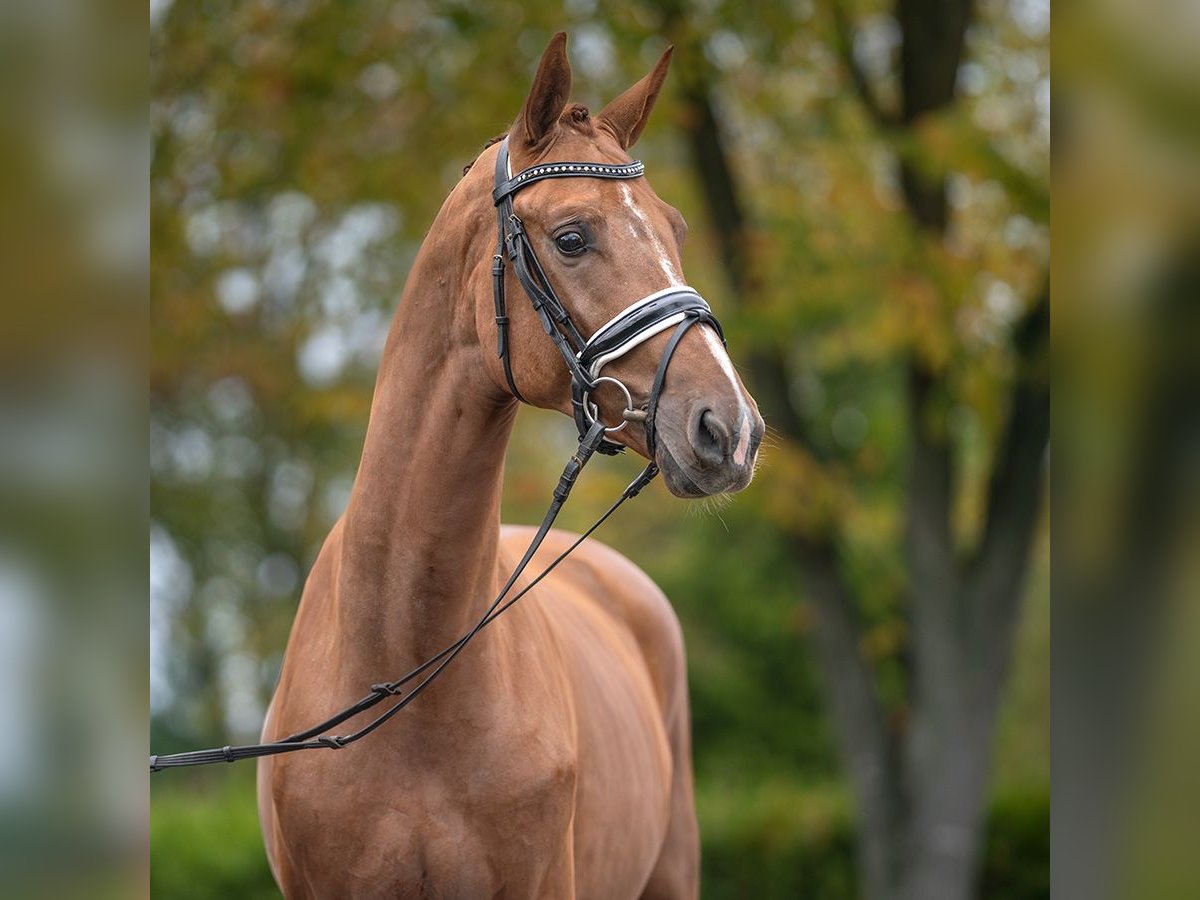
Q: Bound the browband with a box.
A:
[491,137,724,456]
[493,159,646,206]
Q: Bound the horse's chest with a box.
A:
[275,716,578,896]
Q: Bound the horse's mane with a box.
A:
[462,133,509,176]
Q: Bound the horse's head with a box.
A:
[474,33,763,498]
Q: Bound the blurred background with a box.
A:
[147,1,1050,898]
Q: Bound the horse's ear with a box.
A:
[598,46,673,150]
[512,32,572,147]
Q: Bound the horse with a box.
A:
[257,32,764,899]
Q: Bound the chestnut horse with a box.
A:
[258,33,763,899]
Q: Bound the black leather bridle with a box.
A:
[491,137,724,459]
[150,138,726,773]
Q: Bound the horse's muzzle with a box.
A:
[655,401,763,498]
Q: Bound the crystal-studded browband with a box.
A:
[492,159,645,206]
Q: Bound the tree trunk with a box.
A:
[794,539,907,898]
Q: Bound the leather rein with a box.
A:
[150,138,724,773]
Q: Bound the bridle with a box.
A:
[150,137,726,773]
[491,137,723,458]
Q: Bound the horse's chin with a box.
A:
[656,443,753,499]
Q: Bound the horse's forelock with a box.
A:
[461,104,598,176]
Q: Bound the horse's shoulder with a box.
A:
[499,523,666,602]
[498,524,686,682]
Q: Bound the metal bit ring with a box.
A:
[582,376,634,433]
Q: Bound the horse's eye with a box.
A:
[554,232,586,255]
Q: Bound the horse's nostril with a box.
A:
[691,408,730,466]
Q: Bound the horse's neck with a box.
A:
[335,179,515,673]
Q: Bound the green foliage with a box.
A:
[698,780,858,899]
[660,503,840,780]
[978,790,1051,900]
[151,774,277,900]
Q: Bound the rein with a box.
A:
[150,137,725,773]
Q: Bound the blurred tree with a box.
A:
[647,0,1048,897]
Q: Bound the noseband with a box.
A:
[149,136,731,774]
[491,137,724,459]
